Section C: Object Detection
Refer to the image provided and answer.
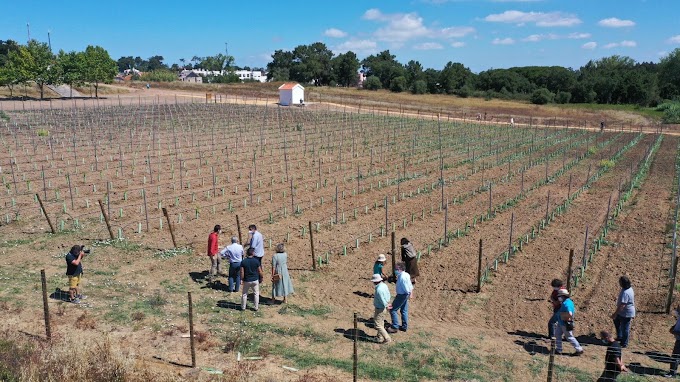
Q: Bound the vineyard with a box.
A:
[1,99,678,381]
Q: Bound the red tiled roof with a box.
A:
[278,83,303,90]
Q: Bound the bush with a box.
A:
[411,80,427,95]
[390,76,407,92]
[531,88,554,105]
[363,76,382,91]
[36,128,49,137]
[657,102,680,124]
[555,91,572,104]
[140,70,177,82]
[456,85,472,98]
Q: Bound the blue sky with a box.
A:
[1,0,679,73]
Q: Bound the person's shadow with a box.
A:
[334,328,377,343]
[353,291,373,299]
[216,300,242,311]
[507,330,550,355]
[626,362,668,377]
[49,288,70,302]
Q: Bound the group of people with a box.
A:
[546,276,649,381]
[371,237,420,344]
[206,224,294,310]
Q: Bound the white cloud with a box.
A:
[598,18,635,28]
[324,28,347,38]
[451,41,466,48]
[413,42,444,50]
[659,51,669,57]
[668,35,680,44]
[582,42,597,50]
[492,37,516,45]
[334,39,378,55]
[363,9,384,21]
[485,10,581,27]
[363,9,474,43]
[521,33,559,42]
[603,40,637,49]
[567,32,591,39]
[440,26,476,38]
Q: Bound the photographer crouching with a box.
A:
[66,245,89,304]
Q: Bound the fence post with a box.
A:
[41,269,51,340]
[566,249,574,292]
[188,292,196,368]
[353,312,358,382]
[546,337,556,382]
[391,231,396,280]
[162,207,177,248]
[97,199,115,239]
[236,215,243,247]
[36,194,56,234]
[309,221,316,270]
[477,239,483,292]
[508,213,514,259]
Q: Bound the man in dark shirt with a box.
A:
[65,245,87,304]
[240,247,263,311]
[598,330,627,381]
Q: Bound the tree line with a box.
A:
[267,42,680,108]
[0,39,117,99]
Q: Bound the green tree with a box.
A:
[363,75,382,90]
[290,42,334,85]
[4,45,32,97]
[404,60,424,89]
[439,62,474,95]
[82,45,117,98]
[0,40,19,67]
[411,80,427,95]
[267,50,294,81]
[332,51,360,87]
[116,56,135,72]
[57,50,85,98]
[147,55,167,71]
[390,76,407,92]
[659,49,680,100]
[361,50,404,90]
[25,40,60,99]
[195,54,234,72]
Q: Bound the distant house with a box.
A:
[182,71,203,83]
[278,83,305,106]
[235,70,267,83]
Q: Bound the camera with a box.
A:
[83,249,91,254]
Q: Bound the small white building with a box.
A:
[278,83,305,106]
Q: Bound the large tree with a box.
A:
[266,50,294,81]
[332,51,360,87]
[57,50,85,98]
[659,48,680,100]
[361,50,404,91]
[290,42,334,85]
[25,40,60,99]
[439,62,474,95]
[82,45,117,98]
[194,53,234,72]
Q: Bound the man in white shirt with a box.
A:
[387,262,413,333]
[248,224,265,265]
[220,236,244,292]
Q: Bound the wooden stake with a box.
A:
[162,207,177,248]
[142,189,149,232]
[236,215,243,246]
[477,239,483,293]
[37,194,56,234]
[508,212,514,258]
[353,312,358,382]
[547,337,556,382]
[566,249,574,292]
[98,199,115,240]
[41,269,51,340]
[309,221,316,270]
[391,231,396,280]
[188,292,196,368]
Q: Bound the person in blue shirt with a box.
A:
[248,224,265,265]
[373,254,387,281]
[666,306,680,378]
[372,274,392,344]
[555,289,584,356]
[387,262,413,333]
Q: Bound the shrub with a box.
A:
[363,76,382,91]
[531,88,554,105]
[390,76,407,92]
[411,80,427,95]
[36,128,49,137]
[657,102,680,124]
[140,70,177,82]
[555,91,572,104]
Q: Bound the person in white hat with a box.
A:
[555,289,584,356]
[372,273,392,344]
[373,254,388,281]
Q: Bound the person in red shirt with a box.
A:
[548,279,566,338]
[207,225,222,282]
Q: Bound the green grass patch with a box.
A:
[0,239,33,248]
[558,103,663,120]
[159,278,187,293]
[153,247,192,259]
[554,364,595,382]
[91,239,142,252]
[278,303,332,317]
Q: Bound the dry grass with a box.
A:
[75,312,97,330]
